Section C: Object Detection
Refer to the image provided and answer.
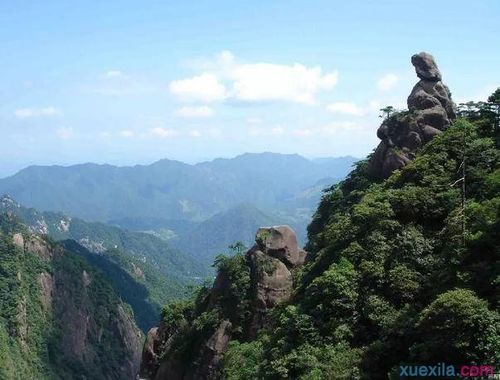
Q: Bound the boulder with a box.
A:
[255,225,306,267]
[411,52,442,81]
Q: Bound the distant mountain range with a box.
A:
[0,153,358,262]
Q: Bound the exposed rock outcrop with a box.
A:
[247,226,306,337]
[369,52,456,178]
[140,225,306,380]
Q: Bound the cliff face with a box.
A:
[140,226,306,380]
[369,52,456,178]
[0,214,143,380]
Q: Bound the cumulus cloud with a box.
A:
[175,105,215,118]
[377,74,399,91]
[15,107,62,119]
[150,127,178,138]
[169,73,227,102]
[169,51,338,105]
[327,102,365,116]
[230,63,337,104]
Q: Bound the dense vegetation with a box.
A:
[155,91,500,378]
[0,214,141,379]
[0,199,205,331]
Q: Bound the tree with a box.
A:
[379,106,396,120]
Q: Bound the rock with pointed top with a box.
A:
[369,52,456,178]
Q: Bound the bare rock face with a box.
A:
[184,320,232,380]
[247,226,306,336]
[369,52,456,178]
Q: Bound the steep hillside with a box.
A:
[0,214,142,379]
[138,55,499,379]
[0,197,206,331]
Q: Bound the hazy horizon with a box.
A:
[1,0,499,178]
[0,151,360,178]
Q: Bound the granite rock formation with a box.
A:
[369,52,456,178]
[140,225,306,380]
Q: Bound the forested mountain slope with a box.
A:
[0,197,206,331]
[0,214,142,379]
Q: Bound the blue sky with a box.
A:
[1,0,499,177]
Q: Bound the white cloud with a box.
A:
[102,70,124,79]
[150,127,178,138]
[175,105,215,118]
[327,102,365,116]
[230,63,338,104]
[377,74,399,91]
[56,127,73,140]
[189,130,202,138]
[15,107,61,119]
[169,73,226,102]
[119,130,135,138]
[170,51,338,105]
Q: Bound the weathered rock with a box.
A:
[24,235,54,260]
[185,320,232,380]
[140,327,161,379]
[255,225,306,267]
[411,52,442,81]
[12,233,24,249]
[247,247,293,336]
[141,225,307,379]
[369,52,456,178]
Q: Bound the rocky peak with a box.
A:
[247,226,306,337]
[255,225,307,267]
[369,52,456,178]
[411,52,442,81]
[140,225,307,380]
